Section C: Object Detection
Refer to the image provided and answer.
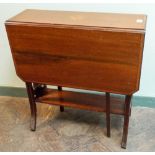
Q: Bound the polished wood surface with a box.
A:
[5,10,146,148]
[7,9,146,30]
[35,88,125,115]
[6,23,145,95]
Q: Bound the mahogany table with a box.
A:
[5,9,147,148]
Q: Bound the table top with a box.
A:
[6,9,146,95]
[7,9,147,31]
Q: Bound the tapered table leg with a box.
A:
[58,86,64,112]
[26,82,37,131]
[121,95,132,149]
[106,92,111,137]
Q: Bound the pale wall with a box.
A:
[0,3,155,97]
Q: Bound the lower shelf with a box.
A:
[36,89,125,115]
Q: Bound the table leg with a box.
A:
[106,92,111,137]
[58,86,64,112]
[25,82,37,131]
[121,95,132,149]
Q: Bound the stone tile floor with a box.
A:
[0,96,155,151]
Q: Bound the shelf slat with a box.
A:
[36,89,125,115]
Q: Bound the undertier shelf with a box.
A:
[36,89,125,115]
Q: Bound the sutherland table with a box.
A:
[5,9,147,148]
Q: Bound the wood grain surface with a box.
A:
[7,9,147,30]
[6,23,145,94]
[35,89,125,115]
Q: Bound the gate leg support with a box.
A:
[26,82,37,131]
[121,95,132,149]
[106,92,111,137]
